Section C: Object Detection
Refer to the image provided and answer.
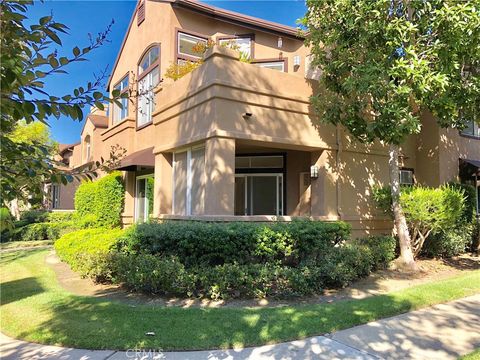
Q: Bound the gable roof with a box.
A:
[106,0,304,89]
[80,114,109,138]
[58,142,80,156]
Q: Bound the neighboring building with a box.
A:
[47,109,108,210]
[60,0,479,235]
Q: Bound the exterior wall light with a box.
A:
[277,37,283,48]
[242,112,253,120]
[310,165,319,178]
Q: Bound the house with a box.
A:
[53,0,479,236]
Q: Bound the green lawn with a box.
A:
[0,240,53,249]
[1,249,479,351]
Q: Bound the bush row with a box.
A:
[55,224,396,299]
[117,220,352,267]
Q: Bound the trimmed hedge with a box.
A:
[117,220,352,267]
[74,172,125,228]
[55,222,396,299]
[55,228,124,280]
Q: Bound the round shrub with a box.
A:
[74,172,125,228]
[423,225,474,258]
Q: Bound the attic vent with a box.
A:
[137,1,145,26]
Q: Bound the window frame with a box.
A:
[399,167,415,185]
[51,184,60,209]
[112,73,129,124]
[176,29,209,63]
[460,119,480,139]
[252,58,288,72]
[136,44,161,129]
[217,34,255,59]
[134,173,154,222]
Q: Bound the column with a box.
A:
[153,152,173,217]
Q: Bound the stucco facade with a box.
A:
[61,0,479,235]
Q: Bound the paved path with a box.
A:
[1,295,479,360]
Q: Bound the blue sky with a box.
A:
[26,0,307,144]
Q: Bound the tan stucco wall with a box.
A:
[56,180,80,210]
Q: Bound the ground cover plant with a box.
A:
[1,249,479,351]
[56,220,397,299]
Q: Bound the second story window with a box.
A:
[84,135,91,161]
[177,32,207,61]
[461,119,480,138]
[113,75,129,124]
[137,45,160,127]
[219,36,252,58]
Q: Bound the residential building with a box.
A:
[52,0,479,236]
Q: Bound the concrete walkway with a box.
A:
[1,295,479,360]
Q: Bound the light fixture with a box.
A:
[242,112,253,120]
[293,55,301,67]
[277,37,283,48]
[310,165,319,178]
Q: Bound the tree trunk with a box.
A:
[9,199,21,220]
[388,143,417,271]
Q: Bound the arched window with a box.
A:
[84,135,91,161]
[137,45,160,127]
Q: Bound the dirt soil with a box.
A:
[46,251,480,308]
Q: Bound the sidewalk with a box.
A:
[1,294,479,360]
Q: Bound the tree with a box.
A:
[303,0,480,270]
[6,121,57,218]
[0,0,126,208]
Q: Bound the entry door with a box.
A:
[135,176,154,222]
[234,174,283,216]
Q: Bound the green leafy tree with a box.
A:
[0,0,126,208]
[303,0,479,269]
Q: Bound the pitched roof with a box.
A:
[58,142,80,155]
[106,0,304,89]
[87,114,109,129]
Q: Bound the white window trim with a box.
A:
[113,75,129,124]
[134,174,154,222]
[172,144,205,215]
[178,32,207,59]
[254,61,285,72]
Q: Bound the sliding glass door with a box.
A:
[135,175,154,222]
[234,174,283,216]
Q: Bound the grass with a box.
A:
[461,349,480,360]
[0,240,53,249]
[1,249,479,351]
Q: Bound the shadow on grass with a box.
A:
[14,292,415,352]
[0,277,45,305]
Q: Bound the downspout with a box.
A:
[336,124,344,219]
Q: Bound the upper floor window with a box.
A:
[177,32,207,60]
[219,36,252,58]
[113,75,129,124]
[254,60,285,72]
[84,135,91,161]
[461,119,480,138]
[137,46,160,127]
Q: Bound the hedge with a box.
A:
[55,228,124,280]
[74,172,125,228]
[117,220,352,267]
[55,222,397,299]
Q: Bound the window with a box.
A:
[84,135,91,161]
[235,155,284,169]
[137,46,160,127]
[234,175,283,216]
[399,169,414,185]
[173,146,206,215]
[113,75,129,124]
[254,61,285,72]
[219,37,252,58]
[178,32,207,60]
[137,0,145,26]
[135,175,154,222]
[51,184,60,209]
[461,119,480,138]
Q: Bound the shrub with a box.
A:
[46,212,74,223]
[19,210,48,224]
[55,228,124,280]
[354,235,396,270]
[13,221,78,241]
[117,220,351,267]
[0,207,13,234]
[423,225,474,258]
[74,172,125,228]
[373,185,465,257]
